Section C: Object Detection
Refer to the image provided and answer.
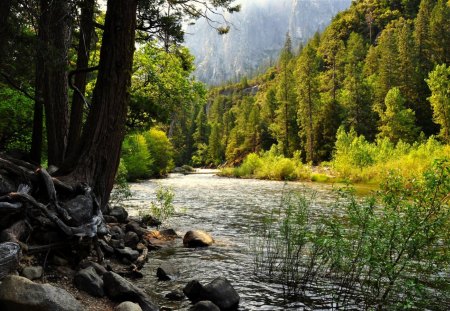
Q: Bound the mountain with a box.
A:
[184,0,352,85]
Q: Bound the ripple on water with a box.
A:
[122,171,341,310]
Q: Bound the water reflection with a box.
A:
[122,170,342,310]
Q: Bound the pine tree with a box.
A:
[429,0,450,65]
[426,64,450,143]
[378,87,419,143]
[295,42,321,163]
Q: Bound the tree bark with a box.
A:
[40,0,71,167]
[67,0,95,158]
[65,0,138,207]
[0,0,12,63]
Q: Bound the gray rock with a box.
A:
[110,238,125,249]
[79,260,108,276]
[64,195,93,225]
[110,225,125,239]
[116,247,140,261]
[21,266,43,280]
[126,221,148,237]
[115,301,143,311]
[156,262,179,281]
[183,230,214,247]
[165,290,184,301]
[183,277,240,310]
[159,229,178,239]
[103,272,158,311]
[0,275,83,311]
[104,215,118,223]
[53,255,69,266]
[74,266,104,297]
[99,239,114,254]
[0,174,15,195]
[183,280,205,303]
[110,207,128,223]
[141,215,161,227]
[124,231,140,249]
[189,301,220,311]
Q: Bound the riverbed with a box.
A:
[121,170,358,310]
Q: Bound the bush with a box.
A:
[121,134,152,181]
[144,128,174,176]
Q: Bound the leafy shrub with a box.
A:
[140,186,175,228]
[144,128,174,176]
[121,134,152,181]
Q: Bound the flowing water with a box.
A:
[121,170,366,310]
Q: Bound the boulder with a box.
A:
[99,239,114,255]
[202,277,240,310]
[159,229,178,239]
[79,260,108,276]
[110,238,125,249]
[110,225,125,239]
[74,266,104,297]
[124,231,140,249]
[21,266,43,280]
[183,277,239,311]
[110,207,128,223]
[126,221,148,238]
[0,275,83,311]
[64,195,93,225]
[115,247,140,261]
[141,215,161,227]
[103,271,158,311]
[165,290,184,301]
[0,174,15,195]
[104,215,118,223]
[183,230,214,247]
[115,301,143,311]
[189,301,220,311]
[156,262,179,281]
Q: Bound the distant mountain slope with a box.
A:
[184,0,352,85]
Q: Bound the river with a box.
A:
[122,170,358,310]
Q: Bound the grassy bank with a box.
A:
[220,130,450,185]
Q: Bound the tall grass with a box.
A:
[252,160,450,309]
[331,127,450,183]
[220,146,312,181]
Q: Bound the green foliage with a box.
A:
[253,160,450,309]
[143,128,174,176]
[121,134,152,181]
[221,146,311,181]
[0,87,34,151]
[110,159,132,204]
[331,126,450,182]
[149,186,175,227]
[377,87,419,143]
[426,64,450,143]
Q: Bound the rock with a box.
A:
[159,229,178,239]
[99,239,114,255]
[79,260,108,276]
[183,280,205,303]
[183,230,214,247]
[126,221,148,237]
[116,247,140,261]
[110,238,125,249]
[0,174,15,195]
[110,207,128,223]
[189,301,220,311]
[124,231,140,249]
[183,277,239,311]
[165,290,184,301]
[55,266,76,278]
[156,262,179,281]
[103,272,158,311]
[115,301,143,311]
[104,215,118,223]
[64,195,93,225]
[141,215,161,227]
[0,275,83,311]
[53,255,69,266]
[74,266,104,297]
[110,225,125,239]
[21,266,43,280]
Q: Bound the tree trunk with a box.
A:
[67,0,95,158]
[65,0,138,207]
[0,0,12,62]
[40,0,71,167]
